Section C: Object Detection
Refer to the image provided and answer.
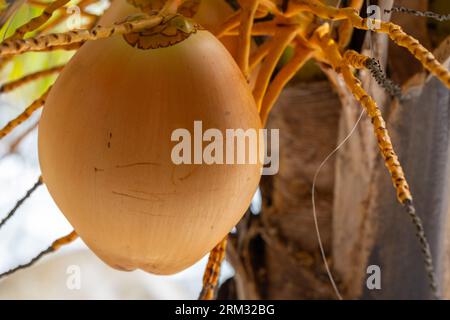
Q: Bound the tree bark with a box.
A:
[220,0,450,300]
[224,81,342,299]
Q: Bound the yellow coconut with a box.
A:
[38,5,262,274]
[100,1,259,85]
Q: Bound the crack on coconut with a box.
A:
[115,161,161,169]
[112,190,155,201]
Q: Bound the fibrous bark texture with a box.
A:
[221,0,450,300]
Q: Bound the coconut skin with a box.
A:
[38,12,262,274]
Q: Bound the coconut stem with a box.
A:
[0,177,43,230]
[7,0,70,40]
[253,26,298,111]
[260,45,313,126]
[237,0,260,78]
[0,15,163,57]
[0,65,63,93]
[0,230,78,280]
[0,86,51,140]
[199,237,228,300]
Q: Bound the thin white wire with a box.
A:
[311,108,365,300]
[311,0,375,300]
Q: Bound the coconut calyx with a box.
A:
[121,13,203,49]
